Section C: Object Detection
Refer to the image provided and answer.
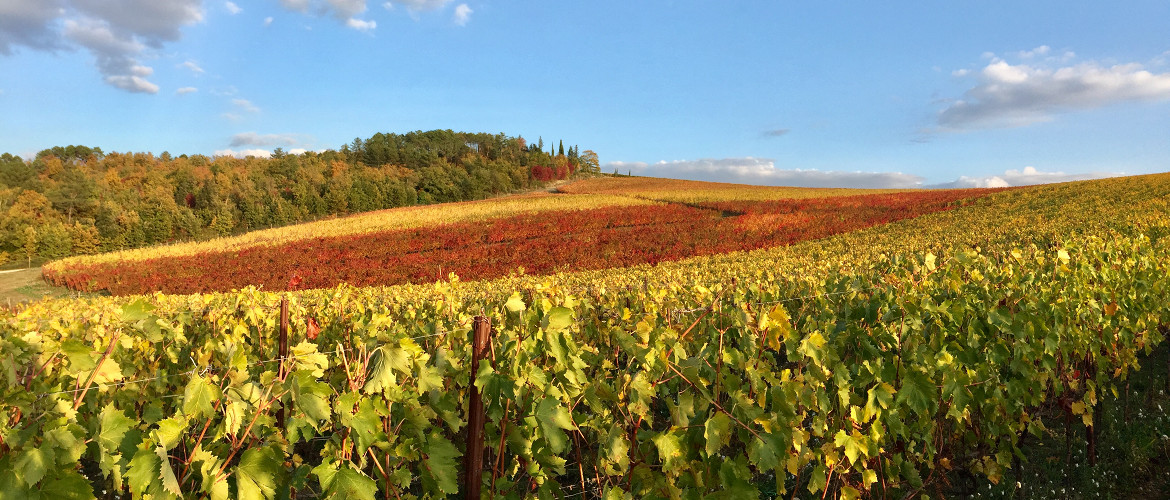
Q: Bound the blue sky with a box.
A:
[1,1,1169,188]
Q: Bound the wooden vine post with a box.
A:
[463,316,492,499]
[277,296,289,429]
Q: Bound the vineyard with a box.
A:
[3,174,1170,498]
[44,189,991,295]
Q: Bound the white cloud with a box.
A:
[603,158,1124,190]
[229,132,305,147]
[384,0,451,11]
[221,112,242,121]
[346,17,376,31]
[225,1,241,14]
[1016,45,1050,59]
[264,16,274,26]
[179,59,203,74]
[0,0,203,93]
[0,0,67,54]
[938,52,1170,130]
[761,128,790,138]
[214,148,272,158]
[1153,51,1170,67]
[209,85,237,96]
[928,166,1122,188]
[327,0,367,18]
[276,0,380,29]
[71,0,203,42]
[453,3,472,25]
[231,98,260,113]
[63,17,159,93]
[105,74,158,93]
[274,0,369,24]
[175,86,197,94]
[603,158,926,189]
[279,0,311,11]
[278,0,464,27]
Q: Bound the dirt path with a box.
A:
[0,268,81,305]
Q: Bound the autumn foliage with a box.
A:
[45,189,996,295]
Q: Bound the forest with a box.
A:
[0,130,598,266]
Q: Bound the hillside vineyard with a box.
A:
[2,174,1170,498]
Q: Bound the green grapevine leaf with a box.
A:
[15,447,52,487]
[235,446,281,500]
[416,364,444,392]
[40,470,96,500]
[422,433,460,495]
[864,382,894,421]
[342,398,385,455]
[543,306,574,332]
[896,370,935,416]
[91,358,124,385]
[292,372,333,423]
[45,426,86,464]
[61,340,96,373]
[652,430,685,470]
[535,396,576,453]
[362,346,397,395]
[190,445,227,500]
[834,430,867,465]
[183,375,219,418]
[156,446,182,496]
[320,466,377,500]
[603,426,630,470]
[505,292,526,313]
[704,412,732,456]
[153,416,188,451]
[290,341,329,377]
[127,445,161,496]
[120,298,157,323]
[98,404,135,454]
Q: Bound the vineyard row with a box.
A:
[2,231,1168,498]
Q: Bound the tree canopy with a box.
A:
[0,130,591,265]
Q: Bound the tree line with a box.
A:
[0,130,600,266]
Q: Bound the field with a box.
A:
[4,174,1170,499]
[44,186,991,295]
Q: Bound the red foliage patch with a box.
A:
[47,189,997,295]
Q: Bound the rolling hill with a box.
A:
[4,173,1170,499]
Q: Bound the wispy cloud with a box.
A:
[279,0,311,12]
[346,18,377,31]
[225,1,242,14]
[603,158,926,189]
[231,98,260,113]
[383,0,452,12]
[213,148,272,158]
[179,60,203,74]
[761,128,790,138]
[603,158,1122,190]
[937,50,1170,130]
[275,0,376,30]
[453,3,472,26]
[928,166,1122,188]
[229,132,306,147]
[175,86,198,95]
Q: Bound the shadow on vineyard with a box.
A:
[949,341,1170,499]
